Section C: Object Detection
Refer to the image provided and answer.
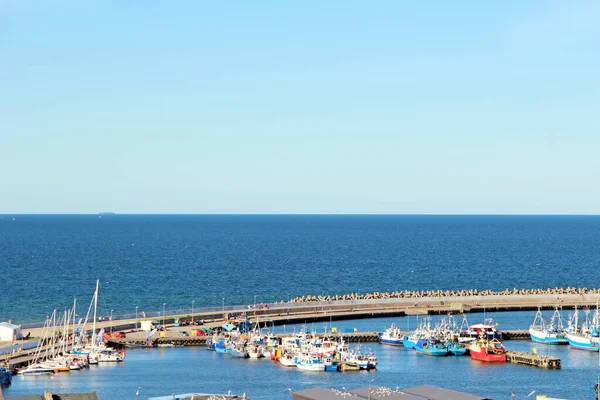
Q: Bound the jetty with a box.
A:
[506,350,561,369]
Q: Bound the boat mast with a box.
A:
[72,297,77,350]
[92,279,99,346]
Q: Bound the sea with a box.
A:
[1,214,600,399]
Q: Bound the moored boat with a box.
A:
[414,339,449,356]
[1,367,13,385]
[529,309,568,345]
[468,338,506,362]
[17,364,54,375]
[294,353,324,371]
[378,323,404,346]
[565,308,600,351]
[279,352,296,367]
[447,341,468,356]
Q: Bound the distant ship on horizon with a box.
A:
[98,212,116,216]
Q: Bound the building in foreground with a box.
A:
[290,385,491,400]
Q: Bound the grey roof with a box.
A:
[350,386,426,400]
[0,322,20,330]
[291,387,364,400]
[402,385,492,400]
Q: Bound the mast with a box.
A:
[91,279,99,347]
[72,297,77,350]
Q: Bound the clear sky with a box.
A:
[1,1,598,214]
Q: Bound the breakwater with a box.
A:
[286,286,600,303]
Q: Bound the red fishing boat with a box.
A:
[468,338,507,362]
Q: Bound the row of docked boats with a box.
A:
[17,280,124,376]
[529,307,600,351]
[379,316,507,362]
[206,325,377,372]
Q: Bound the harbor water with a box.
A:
[2,215,600,398]
[4,313,600,399]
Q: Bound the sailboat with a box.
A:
[17,314,55,375]
[71,280,125,362]
[529,308,568,345]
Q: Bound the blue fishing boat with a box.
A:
[214,338,233,354]
[0,367,12,385]
[446,341,468,356]
[402,324,430,348]
[205,338,216,351]
[529,309,568,345]
[378,323,404,346]
[414,339,449,356]
[322,355,338,371]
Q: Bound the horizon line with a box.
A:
[1,213,599,216]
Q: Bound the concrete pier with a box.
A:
[506,350,561,369]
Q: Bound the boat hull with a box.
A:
[414,343,448,356]
[379,336,404,346]
[529,328,568,345]
[566,333,600,351]
[469,348,506,362]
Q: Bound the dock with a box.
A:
[506,350,561,369]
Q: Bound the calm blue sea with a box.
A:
[2,215,600,399]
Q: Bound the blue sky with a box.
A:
[1,1,598,214]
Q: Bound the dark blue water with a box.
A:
[2,215,600,399]
[1,214,600,322]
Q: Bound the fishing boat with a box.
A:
[339,346,369,369]
[294,353,325,371]
[338,361,360,372]
[463,323,502,342]
[468,338,506,362]
[414,339,449,356]
[378,323,404,346]
[0,367,13,385]
[322,355,338,371]
[247,343,263,358]
[231,343,249,358]
[529,309,568,345]
[279,352,297,367]
[402,325,430,348]
[215,338,233,354]
[205,337,216,351]
[565,307,600,351]
[446,341,468,356]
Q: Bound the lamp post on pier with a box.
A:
[192,300,195,323]
[222,297,225,314]
[287,294,290,315]
[135,306,139,329]
[368,378,375,400]
[110,309,114,333]
[254,295,257,308]
[163,303,166,327]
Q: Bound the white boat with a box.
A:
[17,364,54,375]
[529,309,568,345]
[279,352,297,367]
[294,353,325,371]
[91,348,124,362]
[247,344,263,358]
[379,323,404,346]
[565,308,600,351]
